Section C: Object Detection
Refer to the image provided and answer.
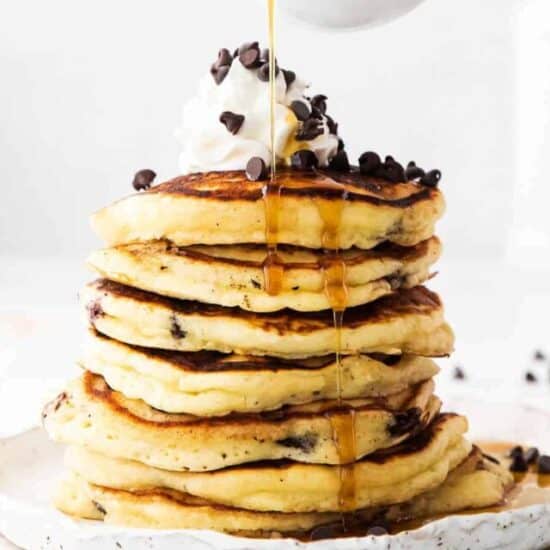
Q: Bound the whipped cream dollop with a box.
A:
[177,44,341,174]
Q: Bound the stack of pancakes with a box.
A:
[43,169,512,537]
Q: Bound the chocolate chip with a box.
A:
[510,453,528,472]
[509,445,524,459]
[276,433,317,453]
[453,366,466,380]
[534,350,546,361]
[405,161,425,180]
[259,48,270,63]
[212,48,232,70]
[310,94,328,115]
[282,69,296,89]
[538,455,550,474]
[219,111,244,135]
[525,447,540,465]
[132,169,156,191]
[291,150,318,170]
[337,138,345,152]
[258,62,280,82]
[87,300,104,322]
[375,156,406,183]
[239,42,261,68]
[245,157,268,181]
[366,526,388,536]
[211,64,230,85]
[290,100,311,122]
[525,371,538,383]
[92,501,107,516]
[296,118,324,141]
[170,314,187,339]
[328,150,350,172]
[359,151,381,175]
[420,169,442,188]
[325,114,338,135]
[389,407,421,436]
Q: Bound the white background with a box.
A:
[1,0,550,435]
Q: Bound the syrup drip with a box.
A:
[262,0,284,297]
[264,0,356,517]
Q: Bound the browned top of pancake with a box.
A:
[145,169,438,206]
[93,330,402,373]
[91,279,442,333]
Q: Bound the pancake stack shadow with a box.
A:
[43,169,513,538]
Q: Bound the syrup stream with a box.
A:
[264,0,356,516]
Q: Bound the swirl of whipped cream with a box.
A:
[177,50,340,174]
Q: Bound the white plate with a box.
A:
[1,402,550,550]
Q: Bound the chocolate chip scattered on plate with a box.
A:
[525,371,537,383]
[534,350,546,361]
[453,366,466,380]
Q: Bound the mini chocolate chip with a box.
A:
[219,111,245,135]
[366,526,388,536]
[290,100,311,122]
[375,156,405,183]
[328,150,350,172]
[538,455,550,474]
[282,69,296,89]
[87,300,104,322]
[132,169,156,191]
[359,151,381,175]
[296,119,324,141]
[239,42,261,68]
[509,445,524,458]
[246,157,268,181]
[291,150,318,170]
[405,161,425,180]
[170,314,187,339]
[258,62,280,82]
[250,279,261,289]
[325,114,338,135]
[276,433,317,453]
[211,64,230,85]
[259,48,270,63]
[525,371,537,383]
[212,48,232,70]
[337,138,345,152]
[420,169,442,188]
[525,447,540,465]
[389,407,421,436]
[310,94,327,114]
[510,453,528,472]
[534,350,546,361]
[92,501,107,516]
[453,366,466,380]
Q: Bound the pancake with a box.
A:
[83,331,440,415]
[90,169,445,250]
[86,237,441,312]
[81,280,454,358]
[43,372,441,472]
[56,449,512,533]
[61,414,468,513]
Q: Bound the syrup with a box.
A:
[264,0,356,516]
